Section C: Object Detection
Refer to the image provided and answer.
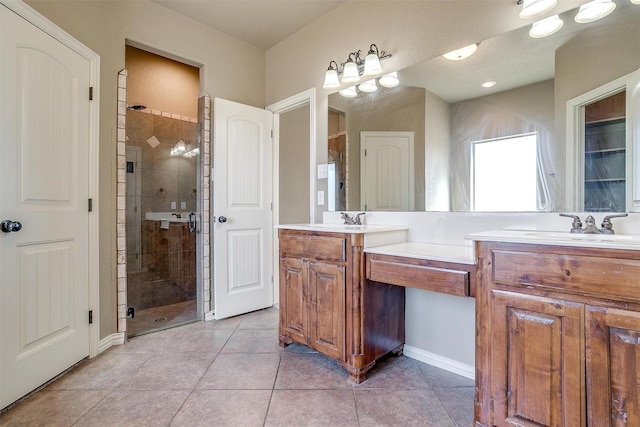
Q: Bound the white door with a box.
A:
[213,98,273,319]
[0,5,91,409]
[361,131,415,211]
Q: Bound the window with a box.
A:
[471,133,538,211]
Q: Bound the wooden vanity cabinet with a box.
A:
[474,241,640,427]
[278,228,404,383]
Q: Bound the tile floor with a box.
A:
[1,308,475,426]
[127,300,199,337]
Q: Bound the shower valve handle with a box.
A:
[217,216,227,223]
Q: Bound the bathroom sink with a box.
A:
[467,229,640,250]
[145,212,190,222]
[523,231,637,242]
[278,223,408,233]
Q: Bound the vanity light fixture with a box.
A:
[322,44,392,89]
[574,0,616,23]
[443,43,478,61]
[517,0,557,19]
[379,71,399,88]
[529,14,564,38]
[359,79,378,93]
[481,81,497,88]
[339,86,358,98]
[323,61,340,89]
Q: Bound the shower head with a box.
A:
[127,104,147,111]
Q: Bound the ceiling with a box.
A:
[150,0,346,50]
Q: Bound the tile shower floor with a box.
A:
[127,300,199,337]
[1,308,475,426]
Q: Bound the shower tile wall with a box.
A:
[126,110,198,310]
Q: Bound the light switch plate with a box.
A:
[317,191,325,205]
[317,164,328,179]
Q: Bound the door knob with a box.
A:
[217,216,227,223]
[1,220,22,233]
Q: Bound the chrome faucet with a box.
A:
[171,212,182,219]
[341,212,365,225]
[560,213,628,234]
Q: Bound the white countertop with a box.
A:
[364,242,476,265]
[466,229,640,251]
[277,223,408,234]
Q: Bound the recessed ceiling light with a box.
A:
[443,43,478,61]
[481,81,497,88]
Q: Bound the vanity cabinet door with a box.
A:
[586,306,640,426]
[279,256,308,345]
[491,290,584,427]
[308,262,346,362]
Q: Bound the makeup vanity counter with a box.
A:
[277,224,477,382]
[468,230,640,427]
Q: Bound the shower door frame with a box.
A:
[116,69,211,336]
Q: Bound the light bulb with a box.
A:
[575,0,616,23]
[359,79,377,93]
[443,44,478,61]
[379,71,399,88]
[529,14,563,38]
[341,60,360,83]
[339,86,358,98]
[519,0,557,19]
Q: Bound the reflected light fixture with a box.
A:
[379,71,399,88]
[632,0,640,5]
[322,44,392,89]
[529,14,564,38]
[359,79,378,93]
[481,81,497,88]
[518,0,557,19]
[170,139,187,156]
[339,86,358,98]
[183,147,199,158]
[574,0,616,23]
[443,43,478,61]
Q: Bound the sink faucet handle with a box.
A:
[559,213,583,233]
[601,212,628,235]
[340,212,354,225]
[354,212,365,225]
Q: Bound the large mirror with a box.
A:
[328,1,640,212]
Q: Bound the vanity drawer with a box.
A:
[366,254,471,297]
[492,248,640,304]
[279,232,346,262]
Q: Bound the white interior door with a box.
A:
[213,98,273,319]
[1,5,91,409]
[361,131,415,211]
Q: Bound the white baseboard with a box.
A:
[98,332,125,354]
[204,311,215,322]
[403,345,475,380]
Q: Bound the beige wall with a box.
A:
[125,45,200,118]
[26,0,265,339]
[279,105,311,224]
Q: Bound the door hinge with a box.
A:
[364,149,367,156]
[89,86,93,101]
[88,198,93,212]
[270,202,273,211]
[270,130,273,138]
[89,310,93,324]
